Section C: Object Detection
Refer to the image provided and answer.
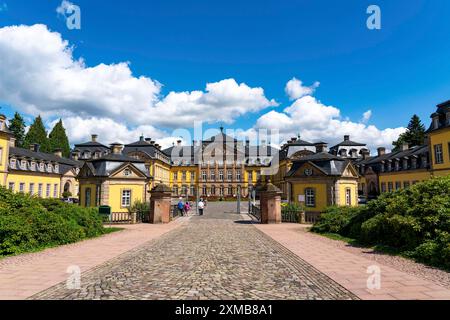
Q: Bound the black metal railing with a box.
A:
[249,203,261,221]
[305,212,321,224]
[281,209,300,223]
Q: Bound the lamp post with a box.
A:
[237,185,241,214]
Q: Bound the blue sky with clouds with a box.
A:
[0,0,449,149]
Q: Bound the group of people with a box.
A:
[176,198,207,216]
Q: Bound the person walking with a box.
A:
[184,201,191,216]
[177,199,184,217]
[198,199,205,216]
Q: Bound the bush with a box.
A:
[311,206,361,234]
[0,186,107,256]
[311,176,450,270]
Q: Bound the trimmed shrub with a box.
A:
[311,176,450,270]
[0,187,106,256]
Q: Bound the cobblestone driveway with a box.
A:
[31,204,357,300]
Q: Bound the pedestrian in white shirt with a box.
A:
[198,200,205,216]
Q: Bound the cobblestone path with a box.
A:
[31,206,357,300]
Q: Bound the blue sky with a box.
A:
[0,0,449,149]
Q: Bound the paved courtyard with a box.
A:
[30,202,356,300]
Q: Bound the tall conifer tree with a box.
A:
[392,114,426,150]
[8,112,26,147]
[23,115,51,152]
[49,119,71,157]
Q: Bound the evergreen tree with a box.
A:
[23,115,51,152]
[8,112,26,147]
[393,114,426,150]
[48,119,71,157]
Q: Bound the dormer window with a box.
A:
[54,164,59,173]
[30,162,36,170]
[47,164,52,172]
[124,168,131,176]
[39,163,45,171]
[83,152,91,159]
[21,160,27,169]
[10,158,16,169]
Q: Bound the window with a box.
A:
[21,160,27,169]
[39,163,44,171]
[181,185,188,195]
[412,180,419,185]
[46,184,51,197]
[190,172,195,181]
[190,185,195,196]
[248,171,253,182]
[227,171,232,181]
[0,147,2,165]
[47,164,52,172]
[8,182,15,191]
[395,181,401,190]
[381,183,386,193]
[236,170,241,181]
[434,144,444,164]
[388,182,393,192]
[182,171,186,181]
[9,159,16,169]
[54,184,58,198]
[173,172,178,180]
[256,171,261,181]
[219,170,224,181]
[173,186,178,195]
[345,188,351,206]
[202,185,207,196]
[211,185,216,195]
[38,183,43,197]
[448,142,450,161]
[219,186,224,196]
[121,190,131,207]
[19,183,25,193]
[29,183,35,195]
[210,171,216,181]
[305,188,315,207]
[228,186,233,196]
[202,170,207,181]
[54,164,59,173]
[85,188,91,207]
[403,181,410,189]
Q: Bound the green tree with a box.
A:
[8,112,26,147]
[23,115,51,152]
[393,114,426,151]
[49,119,71,157]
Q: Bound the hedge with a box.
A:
[0,187,106,256]
[311,176,450,270]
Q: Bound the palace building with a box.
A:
[0,100,448,216]
[0,114,82,199]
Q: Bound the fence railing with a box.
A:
[281,209,300,223]
[249,203,261,221]
[110,212,132,224]
[305,212,321,224]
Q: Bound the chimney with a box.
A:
[9,137,16,148]
[0,114,5,131]
[377,147,386,157]
[145,138,152,144]
[30,143,40,152]
[53,148,63,157]
[315,143,328,153]
[344,135,350,142]
[91,134,98,142]
[361,149,370,160]
[402,143,409,151]
[177,139,182,146]
[110,143,123,154]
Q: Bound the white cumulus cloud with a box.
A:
[285,77,320,101]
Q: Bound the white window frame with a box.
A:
[19,183,25,193]
[46,184,51,197]
[54,184,58,198]
[345,188,351,206]
[305,188,315,207]
[9,158,16,169]
[121,189,132,207]
[434,144,443,164]
[227,171,232,181]
[38,183,43,197]
[8,182,15,191]
[29,183,35,195]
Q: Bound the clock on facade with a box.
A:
[304,168,313,176]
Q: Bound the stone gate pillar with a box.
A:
[259,180,282,224]
[149,184,172,224]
